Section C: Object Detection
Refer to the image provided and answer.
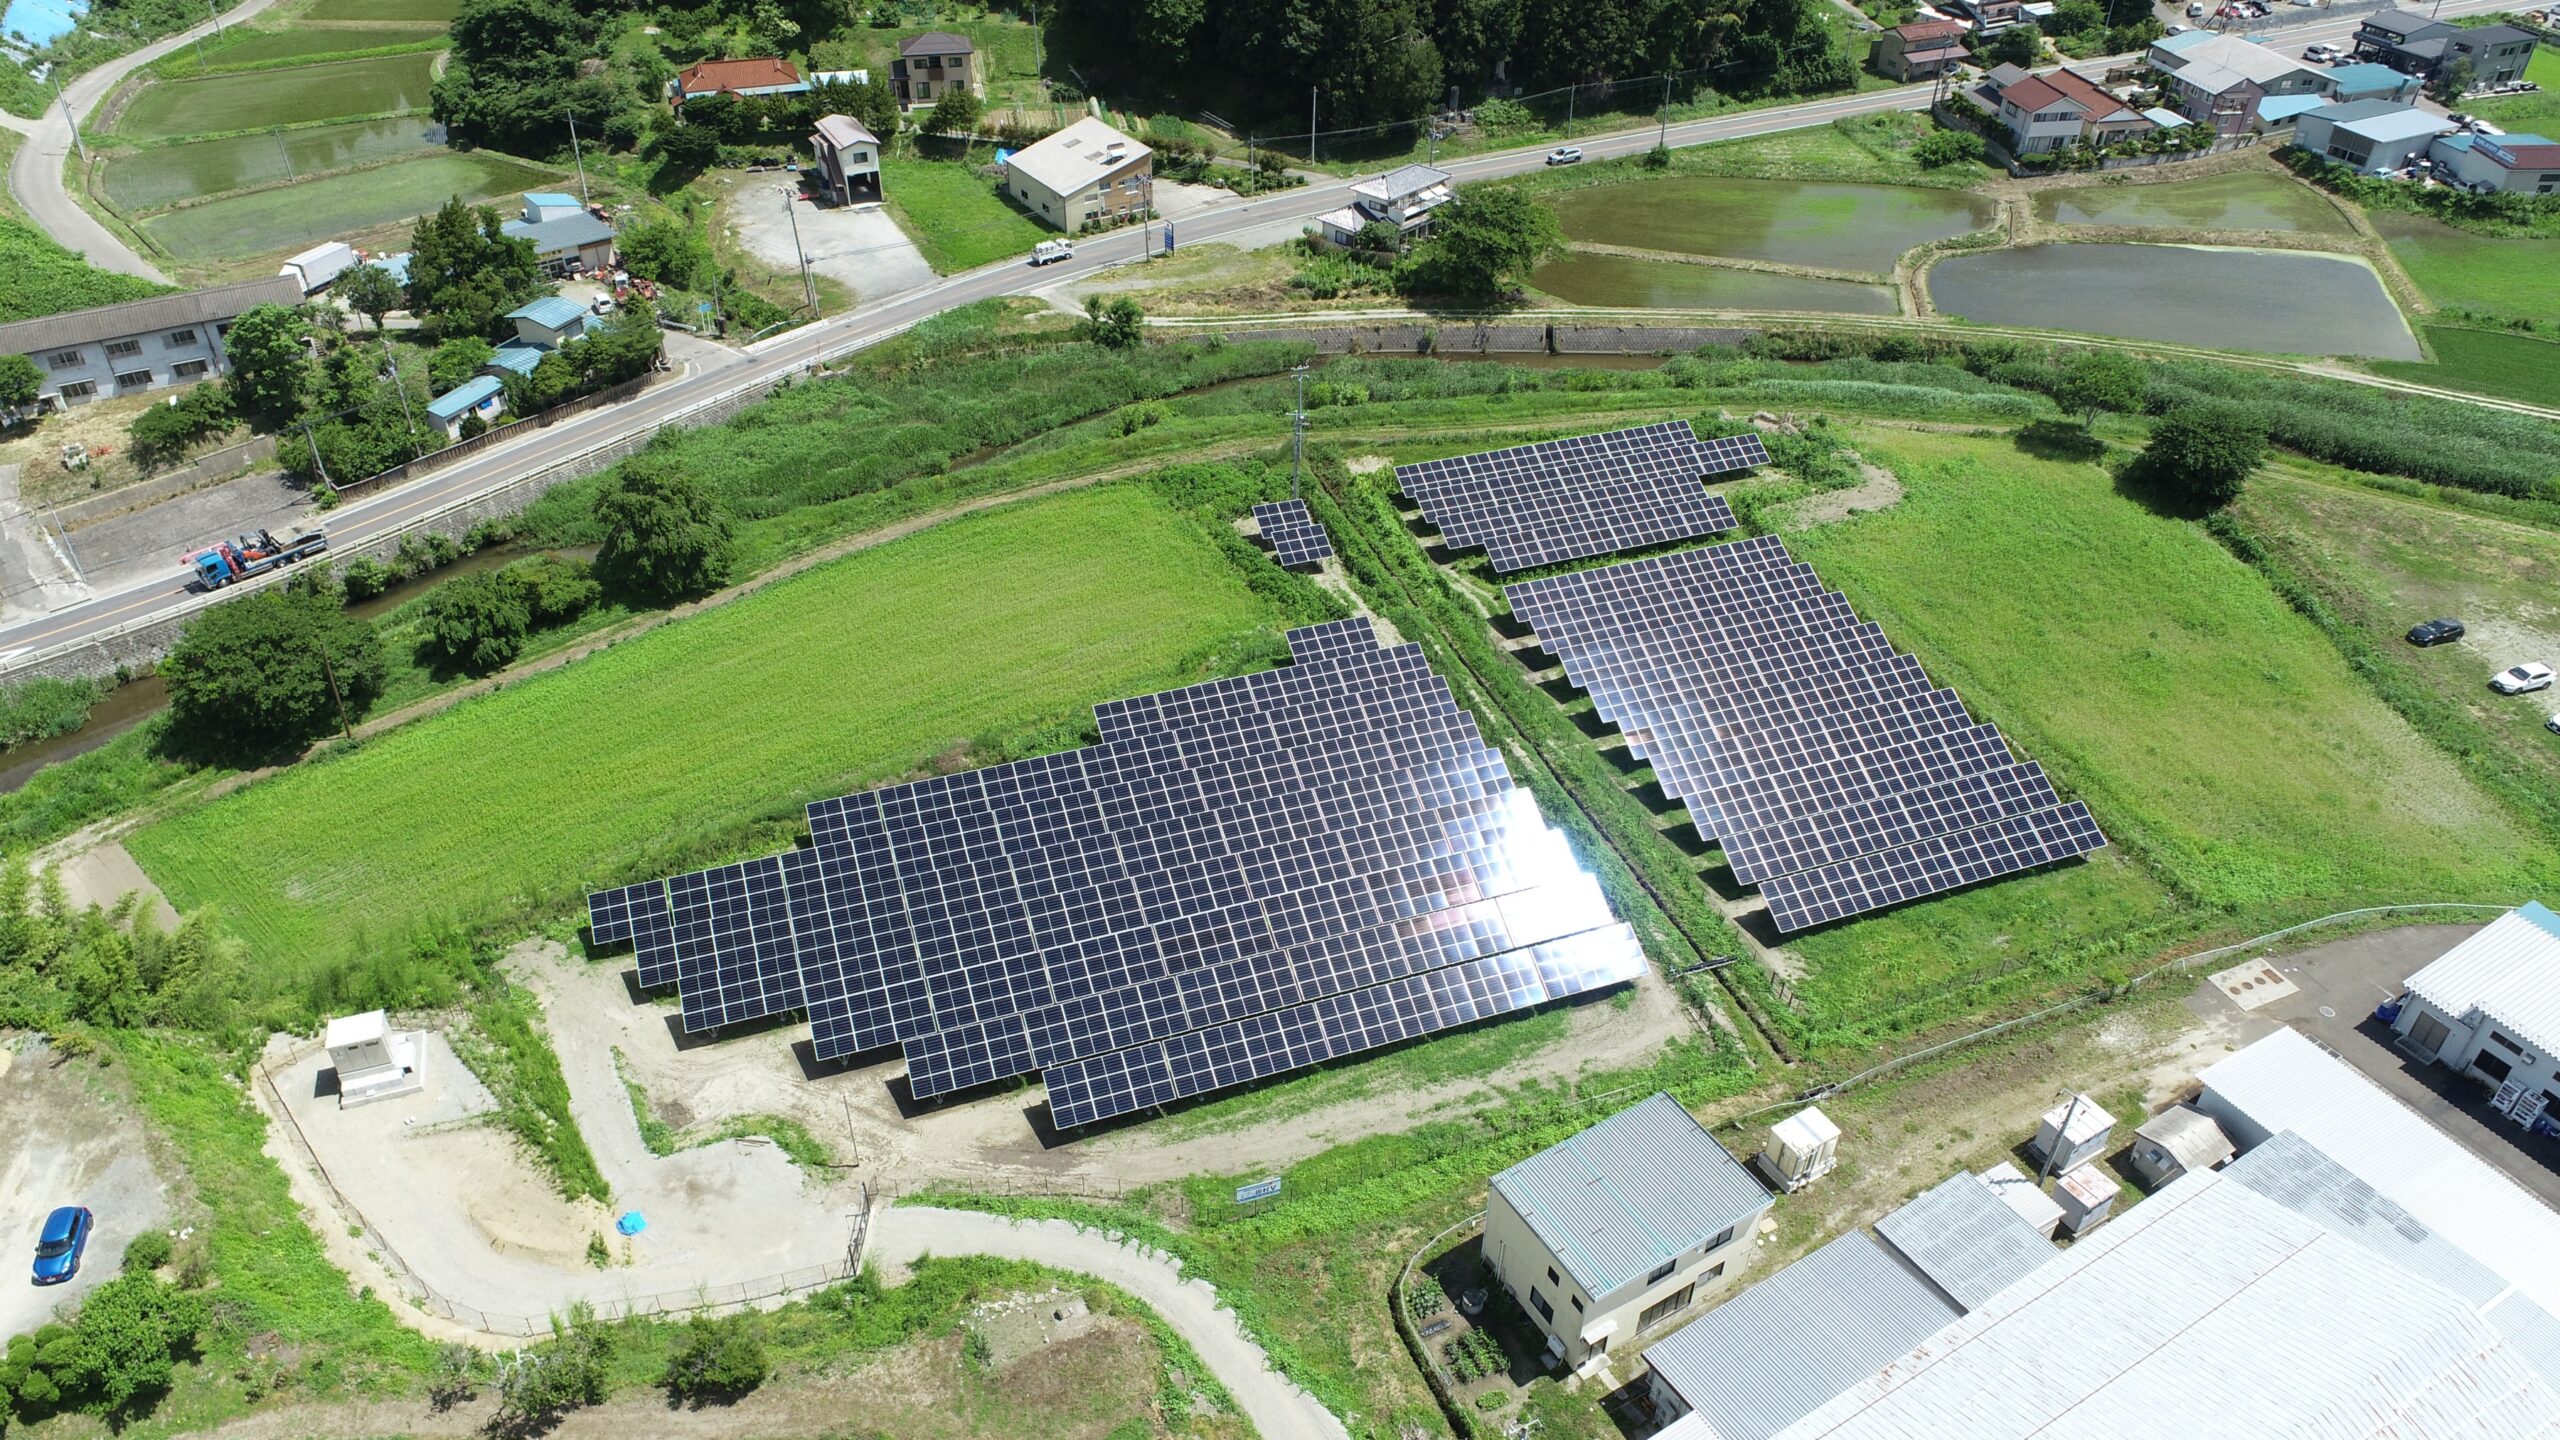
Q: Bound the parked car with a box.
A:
[1546,146,1585,166]
[2304,43,2342,60]
[2546,711,2560,736]
[1029,239,1074,266]
[2491,662,2555,695]
[2165,22,2186,31]
[2405,617,2465,646]
[30,1206,91,1285]
[2187,2,2206,15]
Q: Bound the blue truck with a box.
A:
[184,527,329,590]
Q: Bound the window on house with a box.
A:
[105,338,142,358]
[1704,1261,1726,1282]
[165,329,197,347]
[1546,1266,1559,1286]
[172,359,209,378]
[57,380,95,399]
[113,368,152,389]
[1708,1225,1736,1252]
[1646,1260,1675,1286]
[2490,1030,2525,1055]
[1529,1287,1554,1322]
[43,349,81,370]
[2479,1052,2515,1084]
[1639,1285,1697,1331]
[1570,1295,1583,1313]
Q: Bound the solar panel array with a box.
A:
[1395,420,1761,575]
[1506,536,2104,932]
[589,619,1644,1128]
[1251,499,1334,568]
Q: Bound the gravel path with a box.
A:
[872,1205,1349,1440]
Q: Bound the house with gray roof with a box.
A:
[0,274,303,409]
[2353,9,2538,87]
[1316,163,1453,245]
[1483,1092,1772,1376]
[498,193,616,276]
[2293,98,2457,174]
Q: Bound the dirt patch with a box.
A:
[1343,454,1392,475]
[42,833,178,929]
[1775,454,1903,530]
[0,1036,176,1339]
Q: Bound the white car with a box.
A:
[1029,239,1074,266]
[2546,712,2560,736]
[1546,146,1585,166]
[2491,662,2555,695]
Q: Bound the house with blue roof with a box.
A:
[425,374,507,439]
[1483,1092,1773,1375]
[500,193,616,276]
[2323,60,2421,104]
[507,295,591,350]
[480,342,546,381]
[2389,902,2560,1127]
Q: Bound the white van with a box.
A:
[1030,239,1074,266]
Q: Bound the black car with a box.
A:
[2407,618,2466,646]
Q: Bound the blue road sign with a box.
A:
[1235,1176,1282,1204]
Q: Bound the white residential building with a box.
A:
[1003,118,1153,232]
[2389,901,2560,1127]
[0,274,304,408]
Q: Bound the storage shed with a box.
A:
[2052,1162,2116,1237]
[323,1009,424,1108]
[2127,1103,2234,1190]
[2030,1093,2115,1175]
[1756,1105,1840,1193]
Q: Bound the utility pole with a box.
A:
[781,189,817,316]
[301,421,331,489]
[2037,1091,2084,1185]
[207,0,222,35]
[50,73,85,165]
[1309,86,1318,165]
[1289,362,1309,499]
[1566,80,1576,137]
[380,334,421,456]
[315,634,352,740]
[567,111,592,207]
[1659,73,1672,150]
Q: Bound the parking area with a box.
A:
[0,1038,175,1340]
[727,187,937,308]
[2186,918,2560,1211]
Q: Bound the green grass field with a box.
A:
[139,151,560,259]
[102,117,441,210]
[2370,325,2560,406]
[883,149,1054,271]
[304,0,460,18]
[154,23,445,74]
[1775,428,2552,1040]
[2373,210,2560,328]
[0,213,171,320]
[2235,465,2560,803]
[2466,46,2560,138]
[112,52,439,140]
[127,486,1284,963]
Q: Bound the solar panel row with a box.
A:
[1396,421,1760,574]
[1251,499,1335,569]
[588,619,1644,1126]
[1506,536,2103,931]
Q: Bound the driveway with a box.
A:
[727,189,935,308]
[0,1038,174,1341]
[6,0,292,281]
[870,1206,1351,1440]
[2186,914,2560,1211]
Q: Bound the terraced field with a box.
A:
[112,52,440,140]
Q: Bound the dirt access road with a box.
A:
[0,1038,175,1339]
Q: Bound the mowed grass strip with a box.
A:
[2370,326,2560,408]
[139,152,561,259]
[102,117,441,210]
[1790,428,2549,908]
[883,150,1053,272]
[112,52,440,140]
[127,486,1282,961]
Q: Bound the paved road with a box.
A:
[5,0,289,282]
[0,0,2513,669]
[870,1206,1352,1440]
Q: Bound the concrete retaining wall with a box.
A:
[55,437,279,531]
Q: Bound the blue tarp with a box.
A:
[4,0,84,48]
[616,1211,647,1236]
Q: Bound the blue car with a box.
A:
[30,1206,91,1285]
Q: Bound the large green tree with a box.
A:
[430,0,611,154]
[336,262,404,332]
[593,452,737,601]
[160,580,386,758]
[222,303,310,423]
[404,198,546,339]
[2141,404,2266,510]
[0,352,43,411]
[2054,348,2149,429]
[1413,185,1563,299]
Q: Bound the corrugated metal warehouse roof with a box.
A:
[2403,902,2560,1060]
[2224,1130,2510,1307]
[1644,1231,1958,1440]
[1871,1172,2055,1312]
[2198,1028,2560,1318]
[1490,1092,1771,1299]
[1774,1169,2560,1440]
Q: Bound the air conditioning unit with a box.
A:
[1756,1106,1841,1193]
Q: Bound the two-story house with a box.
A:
[0,274,304,409]
[1975,63,2154,153]
[1004,117,1153,231]
[892,32,978,108]
[498,192,616,277]
[1483,1093,1773,1377]
[2352,10,2538,87]
[2147,30,2331,135]
[809,114,882,204]
[1870,19,1973,81]
[1314,163,1453,244]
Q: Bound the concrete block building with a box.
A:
[2293,99,2457,173]
[0,274,304,409]
[1483,1092,1772,1376]
[1004,118,1153,231]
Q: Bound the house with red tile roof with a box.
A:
[672,57,810,106]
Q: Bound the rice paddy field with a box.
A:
[1769,426,2553,1044]
[138,151,562,260]
[152,22,445,74]
[111,52,440,140]
[303,0,460,19]
[126,486,1286,964]
[2372,211,2560,328]
[100,117,442,209]
[2368,326,2560,408]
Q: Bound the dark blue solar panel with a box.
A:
[1252,499,1334,568]
[1397,420,1752,573]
